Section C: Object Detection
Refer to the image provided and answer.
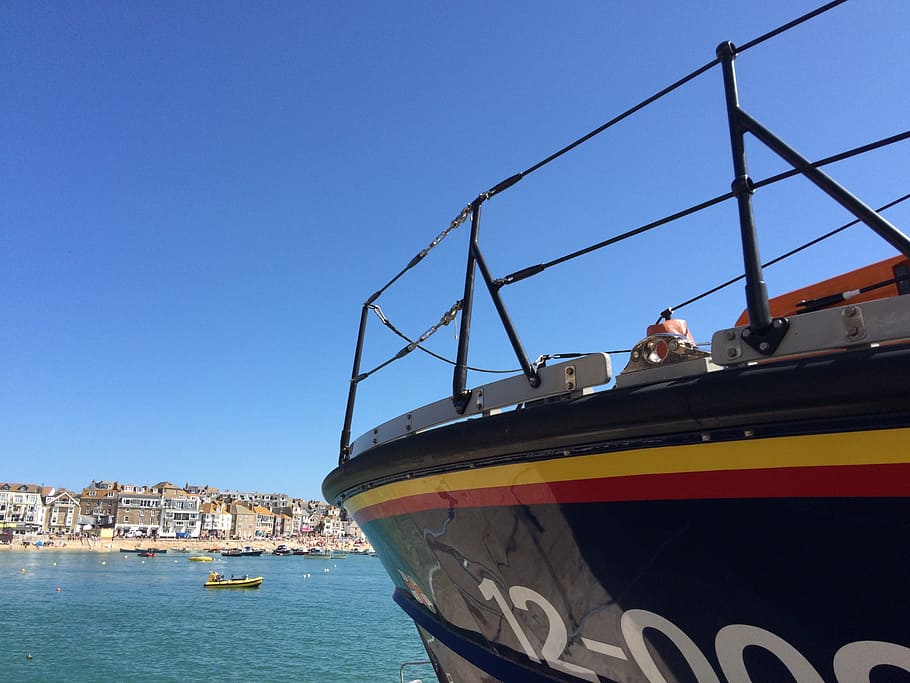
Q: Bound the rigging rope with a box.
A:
[368,0,855,298]
[662,192,910,317]
[497,130,910,287]
[366,204,473,305]
[484,0,850,198]
[735,0,849,54]
[360,0,868,377]
[367,303,521,375]
[370,300,637,373]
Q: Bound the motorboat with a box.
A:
[303,547,327,558]
[221,546,264,557]
[204,572,263,589]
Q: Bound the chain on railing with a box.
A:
[356,300,463,381]
[367,204,473,305]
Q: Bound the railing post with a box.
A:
[452,200,481,413]
[339,303,371,463]
[717,41,773,337]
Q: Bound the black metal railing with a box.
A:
[338,0,910,464]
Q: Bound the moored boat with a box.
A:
[322,5,910,682]
[188,555,214,562]
[204,572,263,589]
[137,551,155,558]
[221,546,264,557]
[302,547,327,558]
[272,544,293,556]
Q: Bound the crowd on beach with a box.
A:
[2,534,369,554]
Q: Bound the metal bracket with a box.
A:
[741,318,790,355]
[712,297,910,365]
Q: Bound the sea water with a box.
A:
[0,551,434,682]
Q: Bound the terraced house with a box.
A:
[115,484,162,537]
[43,488,80,534]
[153,482,201,538]
[230,502,256,539]
[79,481,120,530]
[253,505,275,537]
[0,483,46,535]
[200,501,231,539]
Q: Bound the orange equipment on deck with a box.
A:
[736,255,910,326]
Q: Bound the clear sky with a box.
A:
[3,1,908,500]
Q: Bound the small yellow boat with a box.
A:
[188,556,213,562]
[204,572,263,588]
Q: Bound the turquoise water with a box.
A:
[0,551,434,682]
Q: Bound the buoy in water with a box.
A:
[56,586,61,592]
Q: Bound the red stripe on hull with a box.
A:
[354,463,910,524]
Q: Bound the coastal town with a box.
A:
[0,479,367,551]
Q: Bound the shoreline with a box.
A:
[0,537,369,554]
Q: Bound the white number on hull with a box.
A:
[477,578,910,683]
[510,585,600,683]
[621,609,720,683]
[478,578,541,663]
[833,641,910,681]
[715,624,824,682]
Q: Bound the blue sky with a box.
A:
[2,1,908,500]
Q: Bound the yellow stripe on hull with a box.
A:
[345,427,910,514]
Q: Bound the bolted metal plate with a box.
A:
[711,296,910,365]
[350,353,612,457]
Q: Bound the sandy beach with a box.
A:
[0,536,367,553]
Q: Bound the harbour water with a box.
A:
[1,550,433,682]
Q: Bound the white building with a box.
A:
[200,501,232,539]
[0,482,47,534]
[155,483,201,538]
